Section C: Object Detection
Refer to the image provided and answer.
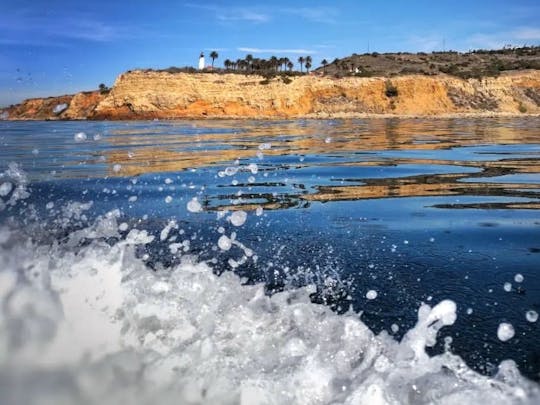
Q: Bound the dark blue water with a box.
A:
[1,118,539,380]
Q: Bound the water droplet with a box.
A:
[526,310,538,323]
[497,322,515,342]
[247,163,258,174]
[74,132,87,142]
[218,235,232,251]
[187,198,202,213]
[230,210,247,227]
[366,290,378,300]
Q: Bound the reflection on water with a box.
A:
[2,118,540,212]
[1,118,540,380]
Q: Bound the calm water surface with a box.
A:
[1,118,539,380]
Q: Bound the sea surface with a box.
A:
[0,118,539,404]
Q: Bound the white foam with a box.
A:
[0,209,539,404]
[0,163,29,209]
[0,182,12,197]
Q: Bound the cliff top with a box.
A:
[318,46,540,79]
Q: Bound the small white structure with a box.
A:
[198,52,205,70]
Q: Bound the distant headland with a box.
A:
[2,47,540,120]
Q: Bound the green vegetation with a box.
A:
[321,59,328,73]
[298,56,305,73]
[144,45,538,81]
[315,46,540,79]
[210,51,219,68]
[98,83,110,94]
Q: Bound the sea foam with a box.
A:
[0,212,538,405]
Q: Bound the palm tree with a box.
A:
[278,57,287,72]
[210,51,218,68]
[287,61,294,72]
[283,57,290,70]
[305,61,312,73]
[298,56,305,73]
[245,54,253,71]
[321,59,328,74]
[224,59,232,70]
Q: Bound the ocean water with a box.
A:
[0,118,539,404]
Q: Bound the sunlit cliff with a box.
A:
[2,70,540,120]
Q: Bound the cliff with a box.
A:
[2,91,105,120]
[2,70,540,120]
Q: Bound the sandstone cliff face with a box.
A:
[3,71,540,120]
[92,70,540,119]
[2,91,104,120]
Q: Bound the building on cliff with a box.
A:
[198,53,205,70]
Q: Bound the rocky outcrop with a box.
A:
[2,71,540,120]
[1,91,105,120]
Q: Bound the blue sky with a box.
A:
[1,0,539,106]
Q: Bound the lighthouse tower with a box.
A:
[198,52,205,70]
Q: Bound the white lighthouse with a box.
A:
[198,52,205,70]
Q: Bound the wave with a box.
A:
[1,164,539,404]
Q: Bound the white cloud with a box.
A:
[218,10,269,23]
[280,7,339,24]
[185,4,270,23]
[0,10,138,44]
[238,47,316,55]
[185,4,339,24]
[513,27,540,41]
[407,35,444,52]
[466,27,540,50]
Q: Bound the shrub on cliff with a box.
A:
[98,83,110,95]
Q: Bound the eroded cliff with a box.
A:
[2,70,540,120]
[1,91,105,120]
